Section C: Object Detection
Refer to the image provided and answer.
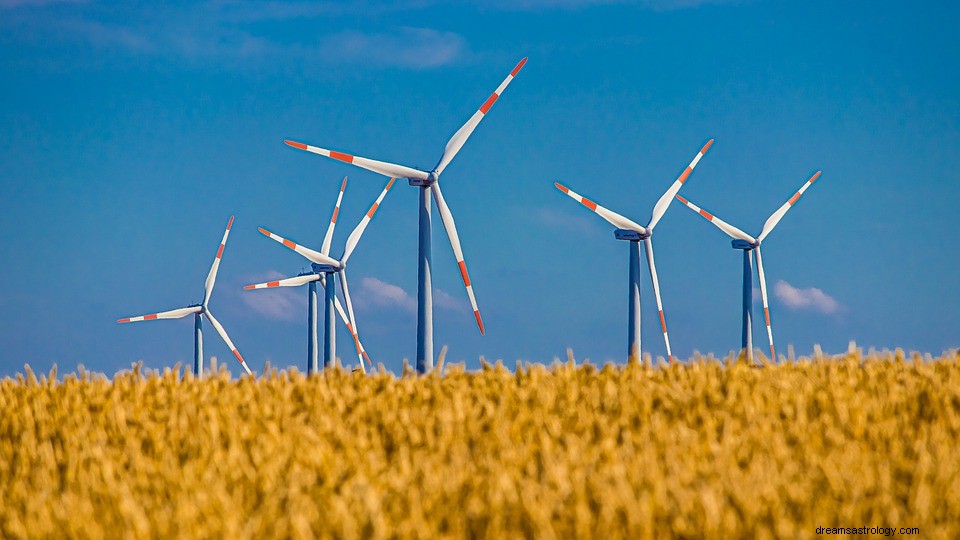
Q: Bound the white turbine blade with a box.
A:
[647,139,714,230]
[337,270,366,373]
[434,57,528,175]
[643,237,673,362]
[258,227,341,268]
[674,194,756,243]
[320,274,372,366]
[117,305,201,323]
[757,171,822,242]
[243,274,319,290]
[203,215,234,306]
[341,178,396,263]
[554,182,646,233]
[322,176,348,256]
[754,246,776,361]
[284,140,429,181]
[204,309,253,376]
[431,182,484,334]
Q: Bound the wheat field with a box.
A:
[1,351,958,539]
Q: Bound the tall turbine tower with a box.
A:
[118,216,253,377]
[675,170,823,362]
[252,178,396,373]
[243,177,370,373]
[554,140,714,361]
[283,57,527,372]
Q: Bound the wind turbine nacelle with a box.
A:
[311,263,338,274]
[408,176,437,187]
[614,229,650,241]
[731,239,758,250]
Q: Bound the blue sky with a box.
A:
[1,0,958,375]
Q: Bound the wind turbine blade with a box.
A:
[117,305,201,323]
[643,237,673,362]
[337,270,366,373]
[204,309,253,376]
[243,274,319,290]
[341,178,396,263]
[258,227,341,268]
[554,182,646,233]
[757,171,822,242]
[203,216,234,306]
[754,246,776,361]
[320,275,371,363]
[647,139,714,230]
[284,140,429,181]
[434,57,528,175]
[674,195,756,243]
[431,182,484,334]
[322,177,348,256]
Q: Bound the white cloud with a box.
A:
[434,288,468,311]
[774,279,841,314]
[318,27,465,69]
[535,206,603,235]
[239,271,302,321]
[356,277,467,313]
[357,277,418,312]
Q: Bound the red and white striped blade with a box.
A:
[643,237,674,362]
[555,182,646,233]
[284,140,429,181]
[647,139,714,230]
[203,216,234,306]
[320,274,370,362]
[337,270,366,373]
[243,274,319,290]
[434,57,527,176]
[258,227,341,268]
[341,178,396,264]
[431,182,484,334]
[322,177,348,256]
[674,195,756,243]
[204,309,253,376]
[757,171,822,242]
[117,305,201,323]
[754,246,776,361]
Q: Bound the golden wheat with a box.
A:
[1,351,958,539]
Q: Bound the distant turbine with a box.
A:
[675,170,823,362]
[252,177,396,373]
[283,57,527,373]
[244,177,371,373]
[118,216,253,377]
[555,140,714,361]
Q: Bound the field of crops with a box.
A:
[2,351,959,539]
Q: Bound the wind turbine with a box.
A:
[252,177,396,373]
[117,216,253,377]
[674,170,823,362]
[283,57,527,373]
[243,177,371,374]
[554,140,714,362]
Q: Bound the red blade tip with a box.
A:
[511,57,528,76]
[475,310,485,335]
[284,140,308,150]
[702,139,715,153]
[554,182,569,193]
[675,194,688,204]
[243,285,255,290]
